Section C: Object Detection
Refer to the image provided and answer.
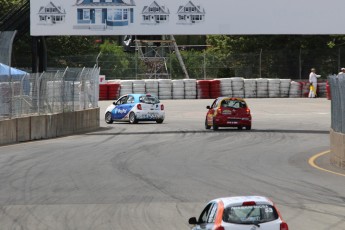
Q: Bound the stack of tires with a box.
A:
[317,82,327,97]
[289,81,302,98]
[256,78,268,98]
[209,80,221,99]
[172,80,185,99]
[145,79,159,96]
[300,81,311,97]
[99,84,108,101]
[184,79,197,99]
[268,79,280,98]
[158,79,172,99]
[219,78,232,97]
[132,80,146,94]
[119,80,133,96]
[107,82,121,100]
[244,79,257,98]
[231,77,244,98]
[326,80,331,100]
[197,80,210,99]
[280,79,291,98]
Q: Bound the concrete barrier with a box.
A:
[0,108,100,146]
[0,119,17,145]
[330,129,345,169]
[16,116,31,142]
[31,115,47,140]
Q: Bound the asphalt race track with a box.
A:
[0,98,344,230]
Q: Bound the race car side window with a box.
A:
[211,99,218,109]
[127,95,135,104]
[116,96,128,105]
[207,202,218,223]
[198,203,213,224]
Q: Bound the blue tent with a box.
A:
[0,63,27,75]
[0,63,30,94]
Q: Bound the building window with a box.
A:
[83,9,90,20]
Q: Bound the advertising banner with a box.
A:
[30,0,345,36]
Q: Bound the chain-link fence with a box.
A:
[25,47,345,81]
[0,66,99,120]
[329,74,345,134]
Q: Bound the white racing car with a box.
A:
[188,196,288,230]
[105,94,165,124]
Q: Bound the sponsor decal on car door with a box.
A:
[113,104,133,120]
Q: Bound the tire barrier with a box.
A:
[197,80,211,99]
[289,81,302,98]
[280,79,291,98]
[219,78,232,97]
[158,79,172,100]
[317,82,327,98]
[172,80,185,99]
[231,77,245,98]
[256,78,268,98]
[99,82,121,100]
[184,79,197,99]
[268,79,281,98]
[145,79,159,96]
[244,79,257,98]
[119,80,133,96]
[107,83,121,100]
[209,80,221,99]
[100,78,328,100]
[326,81,331,100]
[132,80,146,94]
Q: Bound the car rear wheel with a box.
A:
[246,125,251,130]
[205,118,211,129]
[237,126,242,130]
[213,119,219,130]
[105,112,113,124]
[156,119,164,124]
[129,112,138,124]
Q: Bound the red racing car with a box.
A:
[205,97,252,130]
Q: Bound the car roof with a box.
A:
[217,97,246,101]
[212,196,274,207]
[124,94,158,100]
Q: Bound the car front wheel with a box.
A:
[105,112,113,124]
[129,112,138,124]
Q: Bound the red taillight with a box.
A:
[217,108,222,115]
[161,104,164,110]
[137,104,142,110]
[242,201,256,206]
[280,222,289,230]
[246,108,251,114]
[214,226,225,230]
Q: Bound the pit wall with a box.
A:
[0,108,100,146]
[330,129,345,169]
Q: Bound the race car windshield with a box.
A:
[223,204,278,224]
[221,100,246,109]
[139,96,160,104]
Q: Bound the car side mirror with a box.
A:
[188,217,198,225]
[206,106,211,109]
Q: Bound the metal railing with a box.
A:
[0,66,100,120]
[329,74,345,134]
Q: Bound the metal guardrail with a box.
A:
[0,66,99,120]
[329,74,345,134]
